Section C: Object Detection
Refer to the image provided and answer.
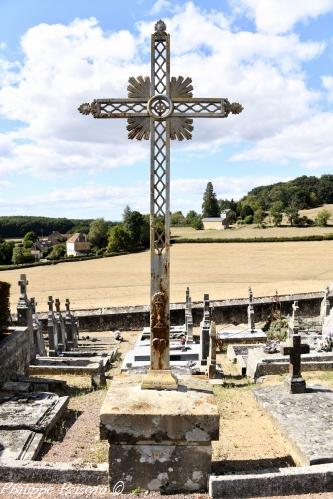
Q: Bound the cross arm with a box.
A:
[78,98,149,119]
[172,98,243,118]
[301,344,310,354]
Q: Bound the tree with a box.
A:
[108,225,131,252]
[269,201,284,226]
[0,241,14,265]
[23,231,38,243]
[226,209,237,225]
[123,210,149,248]
[202,182,220,217]
[47,243,66,261]
[12,246,34,265]
[285,205,299,226]
[253,208,265,227]
[315,209,331,227]
[240,204,254,220]
[88,218,109,248]
[171,211,185,226]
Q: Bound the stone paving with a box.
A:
[254,384,333,466]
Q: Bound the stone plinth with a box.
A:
[100,373,219,493]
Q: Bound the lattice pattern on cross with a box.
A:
[78,19,243,386]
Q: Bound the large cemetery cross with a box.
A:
[79,20,243,389]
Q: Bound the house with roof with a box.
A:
[66,233,91,257]
[202,212,229,230]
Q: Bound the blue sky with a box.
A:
[0,0,333,220]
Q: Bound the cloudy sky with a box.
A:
[0,0,333,220]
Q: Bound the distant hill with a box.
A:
[241,174,333,210]
[0,216,97,238]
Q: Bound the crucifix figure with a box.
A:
[281,334,310,393]
[79,19,243,389]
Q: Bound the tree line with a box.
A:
[0,216,95,238]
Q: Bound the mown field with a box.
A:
[2,241,333,312]
[171,224,333,240]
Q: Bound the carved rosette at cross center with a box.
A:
[78,19,243,390]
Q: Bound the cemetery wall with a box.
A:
[0,326,31,383]
[33,291,323,331]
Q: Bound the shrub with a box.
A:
[244,215,253,224]
[191,217,203,230]
[315,209,331,227]
[47,243,66,260]
[12,246,34,265]
[0,281,10,336]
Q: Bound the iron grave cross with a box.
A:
[79,20,243,390]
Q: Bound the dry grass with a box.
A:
[2,240,333,311]
[171,223,333,240]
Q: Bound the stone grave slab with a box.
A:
[0,391,68,433]
[0,430,43,461]
[247,348,333,380]
[254,384,333,466]
[217,326,266,344]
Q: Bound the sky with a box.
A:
[0,0,333,220]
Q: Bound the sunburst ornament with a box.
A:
[126,75,195,140]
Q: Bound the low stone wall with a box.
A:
[0,326,32,383]
[31,291,324,332]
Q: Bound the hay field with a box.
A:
[171,224,333,240]
[2,241,333,312]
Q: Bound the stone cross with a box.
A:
[320,286,331,322]
[207,321,217,379]
[288,300,300,338]
[47,296,57,356]
[248,286,255,331]
[281,334,310,393]
[65,298,71,313]
[18,274,28,304]
[79,20,242,390]
[186,295,193,343]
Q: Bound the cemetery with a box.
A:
[0,16,333,499]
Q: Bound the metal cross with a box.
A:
[281,334,309,379]
[78,19,243,389]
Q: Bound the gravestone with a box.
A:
[320,286,331,323]
[207,321,217,379]
[30,298,46,356]
[54,298,67,353]
[65,298,78,350]
[16,274,34,357]
[200,299,211,365]
[288,300,301,338]
[47,296,58,357]
[186,295,193,343]
[280,332,310,393]
[248,287,255,331]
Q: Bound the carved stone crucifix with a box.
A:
[78,19,243,389]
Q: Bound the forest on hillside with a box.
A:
[0,216,95,238]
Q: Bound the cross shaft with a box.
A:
[78,19,243,389]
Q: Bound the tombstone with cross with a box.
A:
[320,286,331,323]
[47,296,58,357]
[54,298,67,353]
[79,20,242,389]
[30,297,46,356]
[288,300,301,338]
[65,298,78,350]
[248,286,255,332]
[17,274,34,358]
[280,332,310,393]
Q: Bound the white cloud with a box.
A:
[150,0,172,15]
[0,1,330,185]
[232,113,333,169]
[231,0,333,34]
[322,75,333,100]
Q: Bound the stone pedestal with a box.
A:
[100,373,219,493]
[284,375,307,394]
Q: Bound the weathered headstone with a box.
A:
[185,295,193,343]
[54,298,67,353]
[65,298,78,350]
[288,300,301,338]
[248,286,255,331]
[280,332,310,393]
[17,274,34,354]
[200,294,211,365]
[47,296,58,357]
[207,321,217,379]
[320,286,331,323]
[30,298,46,356]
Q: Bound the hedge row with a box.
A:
[0,247,147,272]
[171,234,333,244]
[0,281,10,335]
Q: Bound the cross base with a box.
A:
[141,369,178,390]
[284,375,307,394]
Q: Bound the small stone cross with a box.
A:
[281,334,310,393]
[48,296,54,313]
[55,298,61,313]
[18,274,28,301]
[65,298,71,312]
